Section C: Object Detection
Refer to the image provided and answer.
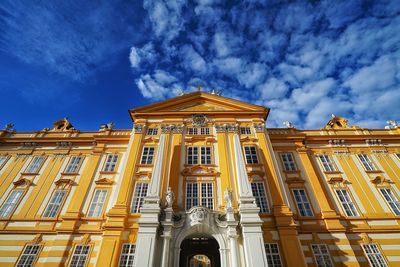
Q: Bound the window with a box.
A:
[25,156,45,173]
[362,244,388,267]
[118,244,136,267]
[187,147,212,165]
[186,182,213,210]
[103,154,118,172]
[244,146,259,164]
[147,128,158,135]
[264,243,283,267]
[311,244,333,267]
[358,154,376,171]
[43,189,67,218]
[281,153,297,171]
[292,189,313,216]
[251,182,269,213]
[187,127,210,135]
[69,245,90,267]
[240,127,251,135]
[65,156,82,173]
[380,188,400,216]
[16,244,41,267]
[0,190,23,217]
[318,155,336,172]
[131,183,148,213]
[335,189,359,216]
[0,156,9,170]
[87,189,108,217]
[140,147,155,165]
[396,153,400,160]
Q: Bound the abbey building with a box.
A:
[0,91,399,267]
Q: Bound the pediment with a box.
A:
[129,92,269,121]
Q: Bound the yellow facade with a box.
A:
[0,91,399,267]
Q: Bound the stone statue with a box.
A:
[166,187,174,208]
[283,121,294,128]
[385,120,399,129]
[224,188,233,209]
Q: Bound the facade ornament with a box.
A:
[51,118,76,132]
[325,115,358,129]
[161,124,184,133]
[3,123,15,132]
[283,121,294,128]
[253,123,265,133]
[192,114,208,127]
[165,187,174,208]
[189,207,207,226]
[215,124,239,133]
[99,122,115,131]
[210,89,221,96]
[365,139,382,146]
[224,188,233,209]
[56,141,72,147]
[385,120,399,129]
[328,139,345,146]
[133,124,145,133]
[20,142,37,147]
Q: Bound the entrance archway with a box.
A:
[179,236,221,267]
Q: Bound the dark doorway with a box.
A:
[179,237,221,267]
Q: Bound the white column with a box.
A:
[232,133,268,267]
[133,134,166,267]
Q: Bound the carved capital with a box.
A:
[253,123,265,133]
[161,124,184,133]
[134,124,146,133]
[215,124,238,133]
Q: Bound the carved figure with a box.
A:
[166,187,174,208]
[224,188,233,209]
[283,121,294,128]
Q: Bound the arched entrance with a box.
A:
[179,236,221,267]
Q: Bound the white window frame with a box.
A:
[0,156,9,170]
[292,189,314,217]
[25,156,45,173]
[0,190,24,218]
[240,127,251,135]
[103,154,119,172]
[140,147,155,165]
[187,146,212,165]
[43,189,67,218]
[187,127,210,135]
[281,153,297,171]
[311,244,333,267]
[118,244,136,267]
[65,156,82,174]
[335,189,359,217]
[362,244,388,267]
[358,154,377,171]
[264,243,283,267]
[251,182,269,213]
[186,182,213,210]
[380,188,400,216]
[131,183,148,213]
[87,189,108,217]
[244,146,259,164]
[69,244,91,267]
[16,244,41,267]
[318,155,336,172]
[147,128,158,135]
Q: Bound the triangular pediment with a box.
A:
[129,92,269,121]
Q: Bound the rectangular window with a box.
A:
[200,147,212,165]
[292,189,313,216]
[240,127,251,135]
[187,127,210,135]
[43,189,67,218]
[0,190,23,217]
[318,155,336,172]
[103,154,119,172]
[65,156,82,173]
[311,244,333,267]
[147,128,158,135]
[187,127,198,135]
[358,154,376,171]
[131,183,148,213]
[200,127,210,135]
[140,147,155,165]
[0,156,9,170]
[264,243,283,267]
[335,189,359,216]
[281,153,297,171]
[244,146,259,164]
[187,147,198,165]
[69,245,90,267]
[251,182,269,213]
[25,156,45,173]
[186,182,213,210]
[118,244,136,267]
[87,189,108,217]
[362,244,388,267]
[396,153,400,160]
[16,244,41,267]
[380,188,400,216]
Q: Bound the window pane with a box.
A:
[43,190,67,218]
[0,190,23,217]
[264,243,282,267]
[131,183,148,213]
[335,189,358,216]
[16,244,41,267]
[244,146,259,164]
[104,154,118,171]
[26,156,45,173]
[88,190,108,217]
[70,245,90,267]
[292,189,313,216]
[119,244,136,267]
[251,182,269,213]
[363,244,388,267]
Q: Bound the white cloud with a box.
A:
[256,78,288,99]
[181,45,207,74]
[129,47,140,68]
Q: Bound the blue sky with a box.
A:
[0,0,399,131]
